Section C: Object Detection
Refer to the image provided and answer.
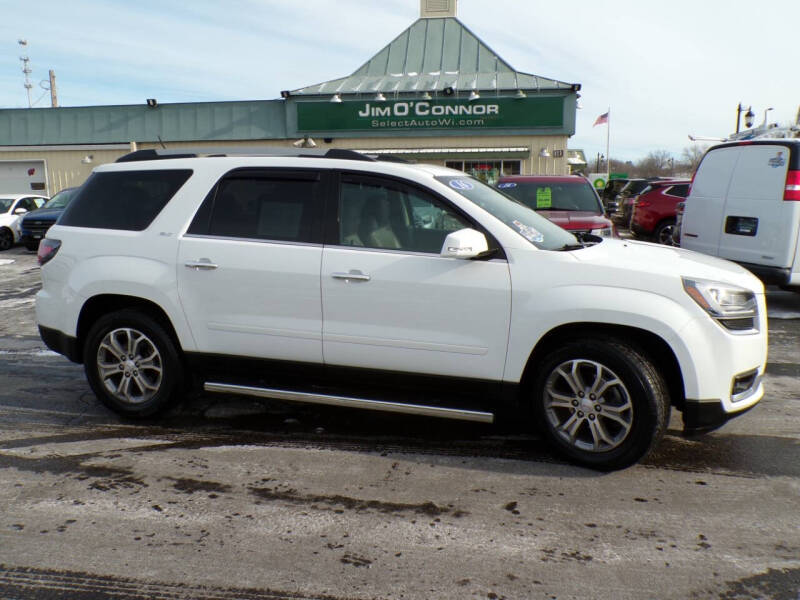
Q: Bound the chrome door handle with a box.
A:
[185,259,218,270]
[332,270,371,282]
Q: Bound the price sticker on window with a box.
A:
[536,187,552,209]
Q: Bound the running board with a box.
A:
[204,382,495,424]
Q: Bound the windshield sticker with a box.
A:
[768,152,785,168]
[497,182,517,189]
[449,179,474,190]
[512,219,544,243]
[536,187,553,209]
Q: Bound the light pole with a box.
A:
[595,153,604,173]
[762,107,774,127]
[735,102,755,133]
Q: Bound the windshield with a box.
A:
[434,175,579,250]
[0,199,13,213]
[497,180,602,213]
[42,188,78,210]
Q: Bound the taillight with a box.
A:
[637,200,651,208]
[37,238,61,266]
[785,170,800,201]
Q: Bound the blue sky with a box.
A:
[2,0,799,162]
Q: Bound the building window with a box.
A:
[445,160,521,185]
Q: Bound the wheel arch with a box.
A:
[520,322,685,410]
[76,294,184,364]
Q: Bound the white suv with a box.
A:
[36,148,768,469]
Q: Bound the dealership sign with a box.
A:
[296,97,563,132]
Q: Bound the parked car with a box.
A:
[612,179,652,228]
[630,180,691,245]
[496,175,615,238]
[600,178,629,214]
[36,148,767,470]
[0,194,48,251]
[681,139,800,291]
[20,187,79,251]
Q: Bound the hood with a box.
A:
[538,210,610,230]
[571,238,764,292]
[21,208,64,223]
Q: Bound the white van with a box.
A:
[681,139,800,289]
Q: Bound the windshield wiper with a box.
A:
[554,242,587,251]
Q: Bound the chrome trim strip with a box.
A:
[324,333,488,355]
[204,382,494,423]
[207,322,321,341]
[182,234,323,248]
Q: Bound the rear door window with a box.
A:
[188,169,324,244]
[60,170,192,230]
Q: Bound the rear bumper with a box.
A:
[38,325,82,363]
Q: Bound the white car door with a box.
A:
[177,169,325,363]
[720,144,796,268]
[682,146,739,256]
[322,173,511,381]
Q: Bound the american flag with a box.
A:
[593,112,609,127]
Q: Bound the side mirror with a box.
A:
[440,228,489,259]
[13,208,27,215]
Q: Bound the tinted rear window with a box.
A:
[59,170,191,230]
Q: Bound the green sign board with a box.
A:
[609,173,628,180]
[296,97,564,133]
[536,187,552,208]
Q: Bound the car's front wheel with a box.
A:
[532,338,669,470]
[83,309,183,417]
[0,227,13,251]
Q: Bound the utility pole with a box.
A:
[49,70,58,107]
[18,39,33,108]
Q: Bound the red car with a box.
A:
[496,175,615,238]
[629,180,690,245]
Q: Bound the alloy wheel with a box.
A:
[543,359,634,453]
[96,327,163,405]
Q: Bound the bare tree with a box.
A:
[680,144,709,173]
[635,150,673,177]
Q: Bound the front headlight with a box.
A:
[682,278,758,332]
[590,227,613,238]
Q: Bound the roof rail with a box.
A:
[114,147,380,163]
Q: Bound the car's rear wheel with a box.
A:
[83,309,183,417]
[532,338,670,470]
[654,220,677,246]
[0,227,13,251]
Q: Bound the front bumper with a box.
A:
[682,396,758,434]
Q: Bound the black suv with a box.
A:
[20,187,79,250]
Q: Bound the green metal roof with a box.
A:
[291,18,576,96]
[0,100,287,146]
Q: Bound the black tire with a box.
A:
[653,220,677,246]
[531,338,670,470]
[83,309,183,417]
[24,240,40,251]
[0,227,13,251]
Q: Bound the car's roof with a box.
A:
[646,179,691,187]
[0,193,48,200]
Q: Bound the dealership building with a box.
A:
[0,0,580,195]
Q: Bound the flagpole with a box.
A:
[605,107,611,181]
